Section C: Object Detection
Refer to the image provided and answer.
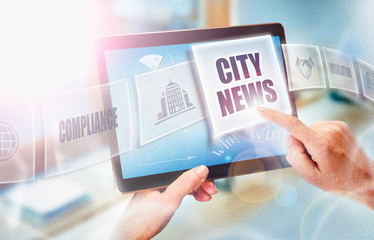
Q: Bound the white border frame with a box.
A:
[357,58,374,102]
[282,44,326,91]
[0,96,35,184]
[42,80,132,177]
[322,47,359,94]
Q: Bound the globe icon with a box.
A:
[0,121,19,161]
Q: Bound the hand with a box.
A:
[257,106,374,209]
[110,165,217,240]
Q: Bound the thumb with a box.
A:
[165,165,209,204]
[286,135,317,181]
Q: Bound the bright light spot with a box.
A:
[275,184,298,207]
[0,0,93,96]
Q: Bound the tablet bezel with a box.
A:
[96,23,297,193]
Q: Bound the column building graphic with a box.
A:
[156,79,195,125]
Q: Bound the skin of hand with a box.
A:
[257,106,374,209]
[110,165,217,240]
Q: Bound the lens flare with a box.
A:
[228,148,283,204]
[301,193,374,240]
[0,0,93,96]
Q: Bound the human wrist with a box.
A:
[355,160,374,209]
[356,187,374,210]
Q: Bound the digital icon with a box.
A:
[137,54,175,74]
[296,56,315,80]
[0,121,19,161]
[139,54,164,70]
[367,71,374,89]
[282,44,325,91]
[357,59,374,101]
[323,48,358,93]
[136,61,204,145]
[156,79,195,125]
[193,35,292,136]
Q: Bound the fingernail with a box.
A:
[212,182,217,193]
[256,106,266,112]
[194,165,208,179]
[286,135,294,147]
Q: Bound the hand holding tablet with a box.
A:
[110,165,216,240]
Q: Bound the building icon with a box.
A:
[156,79,195,125]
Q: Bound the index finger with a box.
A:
[257,106,316,146]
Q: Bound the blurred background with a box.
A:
[1,0,374,239]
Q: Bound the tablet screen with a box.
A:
[103,34,291,180]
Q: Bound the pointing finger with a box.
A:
[286,135,318,183]
[257,106,316,149]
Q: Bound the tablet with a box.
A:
[96,23,297,193]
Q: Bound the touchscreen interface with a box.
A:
[104,35,291,179]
